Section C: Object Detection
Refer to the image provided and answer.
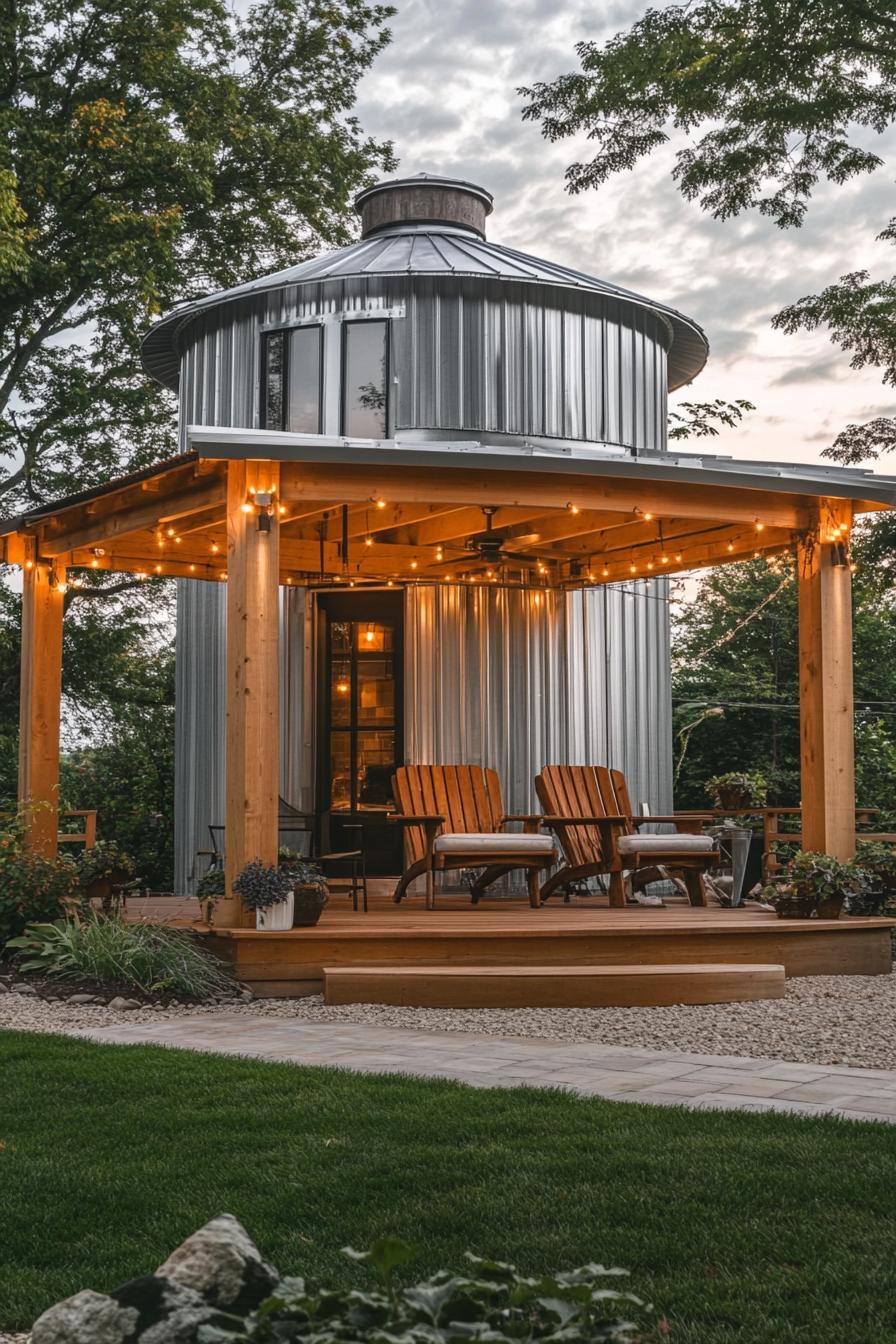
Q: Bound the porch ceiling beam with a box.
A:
[37,478,226,556]
[497,508,639,548]
[581,527,792,581]
[397,506,557,547]
[278,463,811,530]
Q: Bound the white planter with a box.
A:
[255,894,294,930]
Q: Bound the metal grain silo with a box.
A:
[141,174,708,890]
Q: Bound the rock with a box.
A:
[11,983,37,995]
[0,982,9,992]
[111,1275,243,1342]
[31,1288,138,1344]
[239,990,254,1003]
[156,1214,278,1313]
[108,996,141,1011]
[67,993,100,1005]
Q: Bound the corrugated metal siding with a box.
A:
[404,582,672,816]
[175,579,672,892]
[178,276,668,453]
[173,582,312,892]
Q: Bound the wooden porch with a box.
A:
[192,883,895,1003]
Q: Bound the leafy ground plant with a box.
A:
[6,915,233,997]
[203,1238,648,1342]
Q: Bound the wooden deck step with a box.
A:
[323,962,786,1008]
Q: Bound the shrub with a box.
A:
[197,866,226,897]
[6,915,234,997]
[74,840,138,887]
[0,827,81,950]
[203,1237,649,1342]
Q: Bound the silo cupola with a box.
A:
[355,173,494,238]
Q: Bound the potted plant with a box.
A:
[233,861,296,930]
[760,850,864,920]
[847,842,896,916]
[705,771,769,812]
[283,859,328,927]
[196,865,225,924]
[74,841,138,912]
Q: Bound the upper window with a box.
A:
[342,320,388,438]
[262,326,322,433]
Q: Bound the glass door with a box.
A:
[318,592,403,873]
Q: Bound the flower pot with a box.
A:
[816,894,844,920]
[292,883,327,928]
[255,893,294,930]
[716,787,752,812]
[773,895,817,919]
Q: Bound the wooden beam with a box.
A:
[279,462,811,530]
[220,461,282,927]
[797,503,856,860]
[38,479,226,555]
[18,542,65,856]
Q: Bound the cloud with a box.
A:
[355,0,896,469]
[773,354,849,386]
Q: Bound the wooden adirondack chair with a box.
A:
[535,764,717,907]
[390,765,555,909]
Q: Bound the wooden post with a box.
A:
[219,460,281,928]
[797,503,856,860]
[18,542,65,856]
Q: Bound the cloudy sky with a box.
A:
[355,0,896,469]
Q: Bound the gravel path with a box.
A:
[3,968,896,1070]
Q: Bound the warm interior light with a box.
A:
[336,681,349,694]
[365,624,375,643]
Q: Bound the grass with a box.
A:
[2,1031,896,1342]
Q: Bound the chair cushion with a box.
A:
[617,833,715,855]
[434,832,555,855]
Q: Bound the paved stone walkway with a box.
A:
[73,1014,896,1123]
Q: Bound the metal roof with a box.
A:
[4,435,894,542]
[140,221,709,395]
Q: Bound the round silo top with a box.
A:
[355,174,494,239]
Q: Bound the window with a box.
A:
[262,326,322,433]
[342,320,388,437]
[287,326,322,433]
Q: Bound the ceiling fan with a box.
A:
[429,507,566,572]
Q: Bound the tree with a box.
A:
[519,0,896,465]
[671,520,896,809]
[0,0,395,511]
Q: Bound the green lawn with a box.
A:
[2,1031,895,1342]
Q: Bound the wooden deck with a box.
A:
[193,886,895,1000]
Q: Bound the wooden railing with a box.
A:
[1,809,97,849]
[677,807,896,879]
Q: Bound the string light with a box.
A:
[567,503,580,514]
[189,564,196,573]
[410,560,418,570]
[376,499,387,510]
[240,501,253,514]
[602,566,609,577]
[365,536,373,547]
[727,542,734,552]
[755,522,765,532]
[155,564,163,574]
[675,553,682,562]
[661,555,669,564]
[166,527,175,537]
[278,505,287,516]
[211,543,220,554]
[90,559,99,569]
[644,512,654,522]
[25,559,34,570]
